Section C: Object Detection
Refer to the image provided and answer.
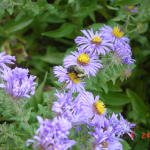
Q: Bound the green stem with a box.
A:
[125,14,131,33]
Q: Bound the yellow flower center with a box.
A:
[128,6,134,9]
[93,100,106,115]
[77,53,90,65]
[101,142,108,148]
[91,35,102,46]
[112,27,124,38]
[68,72,81,84]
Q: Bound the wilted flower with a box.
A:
[75,91,106,122]
[26,116,76,150]
[0,52,15,68]
[125,6,138,13]
[100,25,129,46]
[75,29,113,55]
[0,66,37,99]
[63,48,103,77]
[53,66,85,92]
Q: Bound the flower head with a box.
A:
[112,27,124,38]
[88,113,135,150]
[0,52,16,68]
[26,116,76,150]
[125,5,138,13]
[112,43,135,65]
[52,91,87,125]
[89,127,122,150]
[0,66,37,99]
[109,113,136,138]
[75,91,106,122]
[63,48,103,77]
[100,25,129,46]
[75,29,113,55]
[53,66,85,93]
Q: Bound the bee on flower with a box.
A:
[53,66,85,93]
[64,48,103,77]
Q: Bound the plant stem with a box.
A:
[125,14,131,33]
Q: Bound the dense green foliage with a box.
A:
[0,0,150,149]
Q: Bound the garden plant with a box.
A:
[0,0,150,150]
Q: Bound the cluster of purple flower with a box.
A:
[0,52,37,99]
[26,116,76,150]
[25,25,135,150]
[54,25,135,92]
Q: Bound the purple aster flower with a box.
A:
[75,29,113,55]
[0,52,15,68]
[0,66,37,99]
[89,127,122,150]
[100,25,129,46]
[53,66,85,93]
[125,6,138,13]
[88,114,107,129]
[112,43,135,65]
[63,48,103,78]
[88,112,135,142]
[75,91,106,122]
[52,91,87,125]
[109,113,136,138]
[26,116,76,150]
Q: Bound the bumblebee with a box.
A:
[67,65,87,79]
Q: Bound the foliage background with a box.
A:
[0,0,150,149]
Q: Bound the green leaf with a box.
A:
[88,23,104,31]
[126,89,148,124]
[107,105,123,113]
[101,91,130,106]
[39,52,64,65]
[121,140,131,150]
[30,72,48,108]
[5,18,33,34]
[108,82,122,92]
[42,23,75,38]
[116,0,142,5]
